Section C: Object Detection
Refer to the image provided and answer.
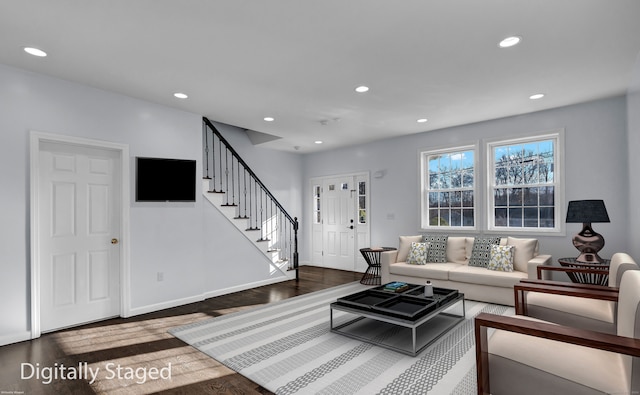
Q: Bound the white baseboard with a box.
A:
[203,276,290,299]
[127,294,205,317]
[127,276,291,317]
[0,331,32,347]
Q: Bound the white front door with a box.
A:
[38,141,121,332]
[322,176,356,271]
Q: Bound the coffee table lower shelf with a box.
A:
[330,295,465,356]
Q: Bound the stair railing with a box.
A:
[202,117,299,279]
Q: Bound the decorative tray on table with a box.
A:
[334,282,459,319]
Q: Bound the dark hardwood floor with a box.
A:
[0,266,361,395]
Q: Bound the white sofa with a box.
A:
[380,235,552,306]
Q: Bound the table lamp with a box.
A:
[565,200,610,263]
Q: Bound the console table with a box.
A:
[557,257,611,286]
[359,247,396,285]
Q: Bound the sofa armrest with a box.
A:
[381,249,398,265]
[380,250,399,284]
[527,254,551,280]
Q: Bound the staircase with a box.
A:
[202,118,299,280]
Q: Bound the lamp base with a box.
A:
[575,252,605,264]
[572,222,606,264]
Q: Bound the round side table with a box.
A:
[557,257,610,286]
[359,247,396,285]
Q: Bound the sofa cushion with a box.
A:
[469,236,502,267]
[389,262,460,281]
[407,242,429,265]
[449,265,527,287]
[507,237,538,273]
[446,237,469,264]
[398,235,423,262]
[487,245,515,272]
[423,234,448,263]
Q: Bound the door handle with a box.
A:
[348,226,354,230]
[111,238,119,245]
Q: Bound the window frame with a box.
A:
[486,130,565,234]
[420,144,478,231]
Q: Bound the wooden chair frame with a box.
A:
[475,312,640,395]
[476,261,637,393]
[514,263,619,315]
[513,281,618,315]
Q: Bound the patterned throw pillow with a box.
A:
[487,245,515,272]
[423,234,448,263]
[468,236,502,267]
[407,242,430,265]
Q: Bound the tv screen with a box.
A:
[136,157,196,202]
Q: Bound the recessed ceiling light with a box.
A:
[24,47,47,57]
[264,117,275,122]
[498,36,521,48]
[173,92,188,99]
[314,140,323,144]
[355,86,369,93]
[529,93,545,100]
[417,118,428,123]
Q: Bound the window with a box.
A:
[313,185,321,224]
[421,147,476,229]
[358,181,367,224]
[488,132,562,232]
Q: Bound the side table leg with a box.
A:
[360,265,381,285]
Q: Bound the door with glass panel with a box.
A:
[311,173,370,272]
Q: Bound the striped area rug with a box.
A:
[169,282,513,394]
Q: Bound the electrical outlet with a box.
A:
[157,272,164,282]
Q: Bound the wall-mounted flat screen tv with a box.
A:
[136,157,196,202]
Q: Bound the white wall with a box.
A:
[301,96,631,264]
[627,54,640,259]
[0,64,301,345]
[2,59,635,345]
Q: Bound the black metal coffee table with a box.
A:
[330,284,465,356]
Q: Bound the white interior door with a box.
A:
[38,141,121,332]
[322,176,356,271]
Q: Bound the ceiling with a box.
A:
[2,1,640,153]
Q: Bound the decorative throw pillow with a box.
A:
[487,245,515,272]
[407,242,430,265]
[423,234,448,263]
[468,236,502,267]
[507,237,538,273]
[397,235,423,262]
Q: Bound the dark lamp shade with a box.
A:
[565,200,610,223]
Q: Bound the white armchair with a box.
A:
[515,252,638,334]
[475,269,640,395]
